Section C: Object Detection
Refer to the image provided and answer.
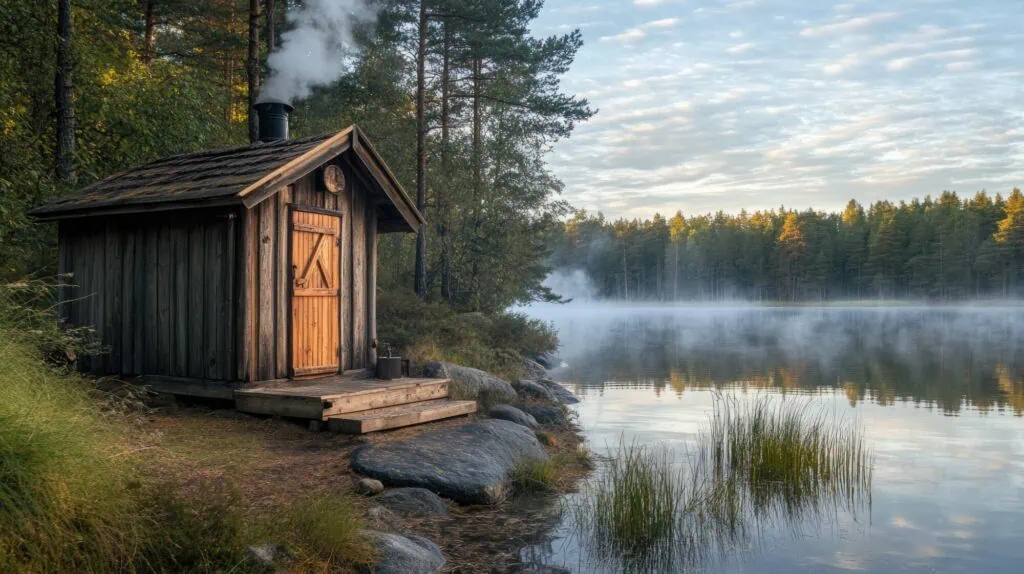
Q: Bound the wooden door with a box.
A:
[290,209,341,377]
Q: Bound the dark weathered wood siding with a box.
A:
[58,157,380,384]
[59,210,240,379]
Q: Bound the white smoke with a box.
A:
[258,0,377,104]
[543,269,599,302]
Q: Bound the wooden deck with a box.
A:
[234,374,455,421]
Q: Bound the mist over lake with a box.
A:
[519,302,1024,573]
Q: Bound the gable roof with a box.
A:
[30,126,423,233]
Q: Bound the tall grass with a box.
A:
[0,280,374,572]
[571,395,873,572]
[702,395,872,522]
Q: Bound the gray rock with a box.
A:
[423,361,516,404]
[512,379,557,402]
[515,403,568,427]
[351,419,547,505]
[521,357,548,381]
[376,488,449,516]
[539,379,580,405]
[488,404,539,428]
[365,505,399,531]
[362,530,445,574]
[533,353,559,369]
[355,477,385,495]
[246,543,292,572]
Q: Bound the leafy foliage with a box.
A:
[377,288,556,380]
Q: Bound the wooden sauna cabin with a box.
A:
[30,103,476,433]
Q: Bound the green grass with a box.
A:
[0,280,375,572]
[272,495,378,570]
[571,395,873,572]
[512,457,565,494]
[701,395,872,521]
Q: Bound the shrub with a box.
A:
[377,289,558,380]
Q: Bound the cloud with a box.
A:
[886,57,916,71]
[601,27,646,43]
[800,12,901,38]
[541,0,1023,218]
[601,18,681,43]
[645,18,681,28]
[633,0,680,6]
[727,43,756,54]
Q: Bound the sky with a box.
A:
[532,0,1023,219]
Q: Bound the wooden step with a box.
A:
[234,377,451,419]
[326,399,477,434]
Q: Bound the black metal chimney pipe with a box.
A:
[253,100,294,142]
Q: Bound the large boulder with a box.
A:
[488,404,538,429]
[423,361,516,404]
[511,379,557,402]
[538,379,580,405]
[521,357,548,381]
[515,403,568,427]
[375,488,449,517]
[362,531,445,574]
[351,420,547,505]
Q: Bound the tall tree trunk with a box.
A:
[471,59,482,204]
[247,0,260,142]
[142,0,155,65]
[413,0,428,297]
[469,57,482,309]
[439,22,452,301]
[225,1,236,122]
[55,0,75,184]
[265,0,275,52]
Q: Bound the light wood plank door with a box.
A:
[291,209,341,377]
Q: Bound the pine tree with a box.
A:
[995,188,1024,294]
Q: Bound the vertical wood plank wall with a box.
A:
[57,163,381,384]
[59,210,238,379]
[246,166,377,379]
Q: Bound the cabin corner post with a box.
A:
[368,207,378,367]
[238,207,257,382]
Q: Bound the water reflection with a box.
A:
[544,305,1024,415]
[518,305,1024,573]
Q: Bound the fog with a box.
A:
[520,297,1024,413]
[259,0,376,104]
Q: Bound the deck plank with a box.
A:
[233,376,451,419]
[327,399,476,434]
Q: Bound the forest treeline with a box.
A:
[550,190,1024,301]
[1,0,591,313]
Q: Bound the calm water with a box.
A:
[519,304,1024,573]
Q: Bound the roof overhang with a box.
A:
[31,126,424,234]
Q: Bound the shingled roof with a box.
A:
[30,126,423,232]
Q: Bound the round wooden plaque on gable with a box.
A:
[322,164,345,193]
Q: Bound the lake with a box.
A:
[518,304,1024,573]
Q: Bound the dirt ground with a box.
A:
[131,398,590,573]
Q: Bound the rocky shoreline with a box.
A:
[255,357,587,573]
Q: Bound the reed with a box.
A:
[570,395,873,571]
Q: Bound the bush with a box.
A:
[377,289,558,380]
